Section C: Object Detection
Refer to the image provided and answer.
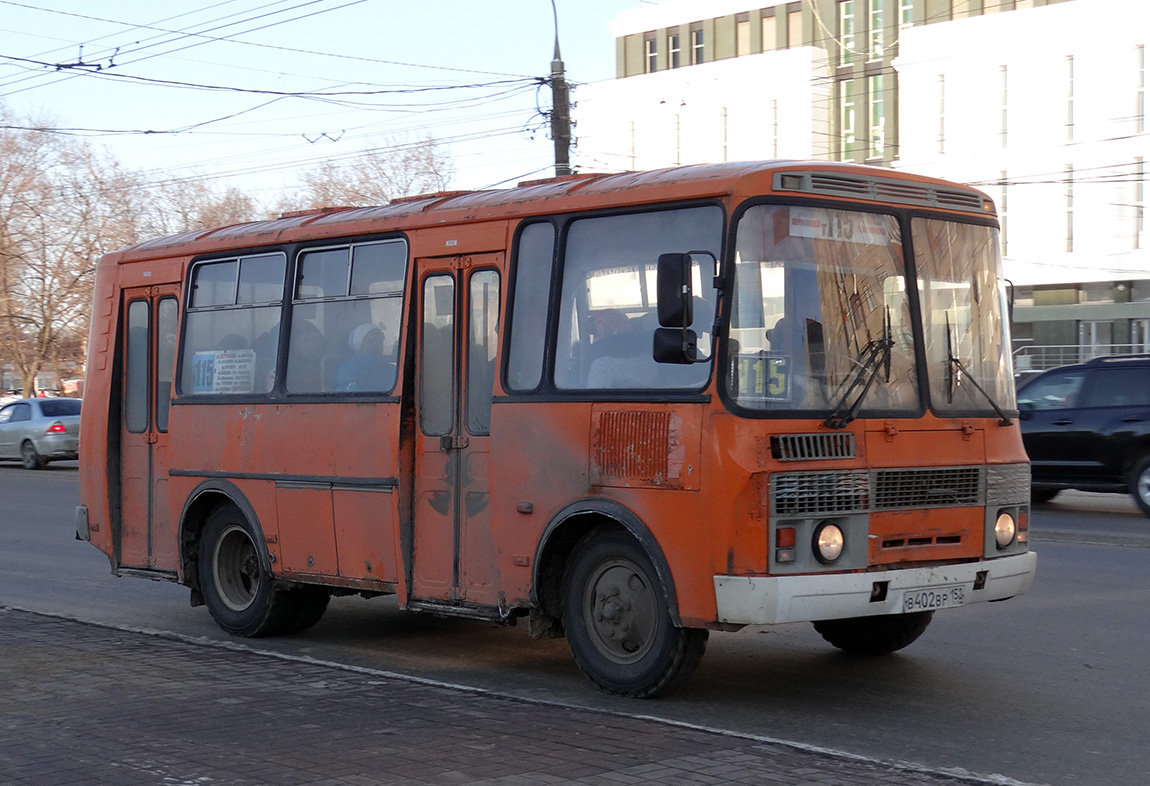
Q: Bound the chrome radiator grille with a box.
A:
[874,467,983,509]
[772,471,869,516]
[771,466,987,517]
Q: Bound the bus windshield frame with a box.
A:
[722,201,1015,420]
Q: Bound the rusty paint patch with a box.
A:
[590,408,698,490]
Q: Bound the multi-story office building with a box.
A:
[574,0,1150,369]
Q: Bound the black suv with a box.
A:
[1017,354,1150,514]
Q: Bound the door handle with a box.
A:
[1123,416,1144,423]
[439,434,469,451]
[1053,419,1073,426]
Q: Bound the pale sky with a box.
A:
[0,0,645,200]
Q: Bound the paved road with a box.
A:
[4,607,1009,786]
[3,465,1149,786]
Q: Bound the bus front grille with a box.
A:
[874,467,983,509]
[772,471,869,516]
[771,466,986,517]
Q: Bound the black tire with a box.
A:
[1031,487,1060,504]
[562,529,707,698]
[281,587,330,634]
[813,611,934,656]
[1130,456,1150,517]
[20,441,44,470]
[198,505,293,637]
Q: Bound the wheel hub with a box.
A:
[585,560,657,663]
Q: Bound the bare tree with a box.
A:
[280,134,454,212]
[0,107,140,395]
[138,178,261,238]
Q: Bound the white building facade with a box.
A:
[573,0,1150,369]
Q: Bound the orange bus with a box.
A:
[76,161,1036,697]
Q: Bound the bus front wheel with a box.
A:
[562,530,707,698]
[198,505,293,637]
[813,611,934,656]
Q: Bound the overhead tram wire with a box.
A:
[0,0,532,97]
[0,0,374,98]
[0,0,318,93]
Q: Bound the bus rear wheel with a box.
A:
[281,587,330,634]
[562,530,707,698]
[813,611,934,656]
[198,505,293,637]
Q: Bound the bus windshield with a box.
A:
[913,218,1016,414]
[725,205,1015,418]
[726,204,919,415]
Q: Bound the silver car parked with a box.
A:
[0,398,81,469]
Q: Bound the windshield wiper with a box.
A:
[824,309,894,430]
[945,312,1013,427]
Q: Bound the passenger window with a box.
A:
[507,222,554,391]
[181,253,285,396]
[286,240,406,394]
[553,206,722,390]
[126,300,150,433]
[421,275,455,436]
[3,403,31,423]
[1017,371,1086,410]
[468,270,500,435]
[1081,368,1150,408]
[156,298,178,432]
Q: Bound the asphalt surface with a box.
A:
[1,607,1027,786]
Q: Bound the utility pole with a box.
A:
[549,0,572,176]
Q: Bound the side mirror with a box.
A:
[657,253,693,328]
[653,327,698,364]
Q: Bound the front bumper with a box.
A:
[714,551,1037,625]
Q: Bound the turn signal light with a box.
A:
[775,526,796,564]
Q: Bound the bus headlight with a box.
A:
[994,511,1017,549]
[813,521,845,564]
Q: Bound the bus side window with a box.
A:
[506,222,555,392]
[287,240,406,394]
[180,253,285,396]
[554,206,722,391]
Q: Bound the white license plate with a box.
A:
[902,585,966,613]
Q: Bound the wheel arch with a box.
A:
[531,498,682,627]
[177,479,266,592]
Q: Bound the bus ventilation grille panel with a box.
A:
[773,172,988,213]
[771,433,855,462]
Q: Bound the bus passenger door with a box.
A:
[412,256,502,606]
[119,287,180,571]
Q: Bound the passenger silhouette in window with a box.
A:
[337,324,394,392]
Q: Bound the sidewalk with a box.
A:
[1,608,1000,786]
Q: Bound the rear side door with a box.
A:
[410,255,503,607]
[1076,365,1150,482]
[0,402,30,458]
[119,287,180,570]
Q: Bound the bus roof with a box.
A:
[111,160,994,263]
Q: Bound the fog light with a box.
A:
[994,511,1016,549]
[813,521,844,564]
